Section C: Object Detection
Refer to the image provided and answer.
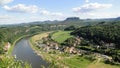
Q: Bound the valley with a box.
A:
[0,17,120,68]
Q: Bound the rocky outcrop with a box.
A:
[4,42,11,52]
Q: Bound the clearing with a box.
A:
[51,30,73,43]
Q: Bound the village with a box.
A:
[33,33,113,65]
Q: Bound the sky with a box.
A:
[0,0,120,24]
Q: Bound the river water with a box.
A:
[12,38,48,68]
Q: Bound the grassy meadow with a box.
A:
[51,31,73,43]
[31,32,51,43]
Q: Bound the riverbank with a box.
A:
[7,31,45,55]
[29,32,51,57]
[29,31,120,68]
[1,36,32,68]
[29,32,91,68]
[8,35,30,55]
[29,32,53,67]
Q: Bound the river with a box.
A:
[12,38,48,68]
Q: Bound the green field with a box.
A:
[51,31,73,43]
[64,56,91,68]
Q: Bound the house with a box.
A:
[55,43,59,50]
[43,45,50,52]
[69,47,75,54]
[64,47,69,53]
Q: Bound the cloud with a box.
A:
[74,12,120,19]
[0,0,13,5]
[51,13,64,17]
[0,15,13,19]
[3,4,64,17]
[3,4,38,13]
[87,13,120,18]
[40,10,64,17]
[85,0,89,3]
[40,10,50,15]
[73,3,112,13]
[87,13,111,17]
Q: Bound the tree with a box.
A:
[64,37,76,46]
[64,26,76,31]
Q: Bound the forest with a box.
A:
[71,21,120,63]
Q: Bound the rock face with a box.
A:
[65,17,80,21]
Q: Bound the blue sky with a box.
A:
[0,0,120,24]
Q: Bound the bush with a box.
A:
[84,55,96,61]
[0,55,31,68]
[64,26,76,31]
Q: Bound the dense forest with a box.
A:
[71,21,120,63]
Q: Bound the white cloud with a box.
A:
[51,13,64,17]
[3,4,38,13]
[85,0,89,3]
[0,15,13,19]
[40,10,64,17]
[73,3,112,13]
[74,12,120,19]
[40,10,50,15]
[87,13,111,18]
[0,0,13,5]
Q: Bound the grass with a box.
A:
[0,55,31,68]
[30,49,91,68]
[87,61,120,68]
[31,32,51,43]
[51,30,73,43]
[64,56,91,68]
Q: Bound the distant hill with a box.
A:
[115,17,120,20]
[1,16,120,27]
[59,17,89,27]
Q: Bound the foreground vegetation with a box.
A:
[0,55,31,68]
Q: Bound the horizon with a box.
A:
[0,16,119,25]
[0,0,120,24]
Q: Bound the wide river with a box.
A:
[12,38,49,68]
